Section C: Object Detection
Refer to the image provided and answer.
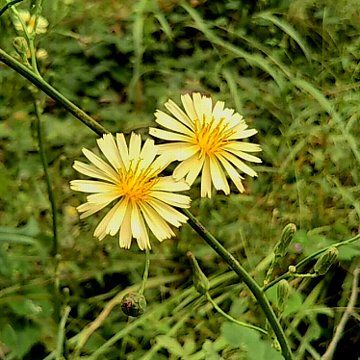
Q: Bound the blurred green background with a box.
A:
[0,0,359,359]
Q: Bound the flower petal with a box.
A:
[116,133,130,169]
[181,94,197,121]
[82,148,119,182]
[217,154,245,193]
[201,157,212,198]
[150,191,191,208]
[131,203,150,250]
[70,180,118,193]
[157,143,198,161]
[222,152,257,177]
[164,99,194,129]
[152,177,190,192]
[106,198,129,236]
[129,133,142,160]
[149,128,192,142]
[210,156,230,194]
[139,202,174,241]
[155,110,194,136]
[97,134,123,170]
[147,198,188,227]
[73,161,115,183]
[119,202,132,249]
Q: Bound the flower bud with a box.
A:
[274,223,297,257]
[277,279,290,311]
[187,251,210,295]
[121,292,146,317]
[13,37,29,56]
[314,247,338,275]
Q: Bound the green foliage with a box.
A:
[0,0,359,359]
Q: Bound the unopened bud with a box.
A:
[288,265,297,273]
[314,247,338,275]
[277,280,290,311]
[13,36,29,60]
[274,223,297,257]
[121,292,146,317]
[187,251,210,295]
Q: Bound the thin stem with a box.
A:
[182,208,293,360]
[139,248,150,295]
[205,292,268,335]
[321,266,359,360]
[0,48,109,136]
[34,100,58,257]
[34,100,61,323]
[56,306,71,360]
[263,233,360,291]
[0,0,24,17]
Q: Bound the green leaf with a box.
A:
[156,335,185,357]
[221,323,283,360]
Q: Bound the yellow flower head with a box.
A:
[149,93,262,198]
[70,133,191,250]
[13,10,49,35]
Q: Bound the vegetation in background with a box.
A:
[0,0,359,359]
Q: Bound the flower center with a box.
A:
[193,117,233,156]
[117,160,159,202]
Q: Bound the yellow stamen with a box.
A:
[193,116,234,156]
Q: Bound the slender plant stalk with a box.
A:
[263,233,360,291]
[182,208,293,360]
[34,101,58,257]
[139,248,150,295]
[34,100,61,323]
[0,0,24,17]
[0,48,109,135]
[56,306,71,360]
[205,292,268,335]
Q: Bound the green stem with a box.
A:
[205,292,267,335]
[0,48,109,136]
[0,0,24,17]
[182,208,293,360]
[139,248,150,295]
[263,233,360,291]
[34,100,61,322]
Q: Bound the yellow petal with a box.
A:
[86,192,121,204]
[222,152,257,177]
[152,177,190,192]
[217,154,245,193]
[164,99,194,129]
[181,94,197,121]
[224,148,262,163]
[129,133,142,160]
[119,202,132,249]
[73,161,115,183]
[155,110,194,137]
[209,156,230,194]
[139,202,174,241]
[82,148,119,182]
[150,191,191,208]
[200,157,212,198]
[149,128,192,142]
[131,203,150,250]
[97,134,123,170]
[116,133,130,169]
[201,96,213,123]
[192,93,204,121]
[93,201,122,240]
[172,156,197,181]
[147,198,188,226]
[77,201,111,219]
[223,142,262,153]
[139,138,158,170]
[106,198,129,236]
[157,143,198,161]
[185,155,205,185]
[228,128,257,140]
[70,180,118,193]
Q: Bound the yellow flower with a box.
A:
[13,10,49,34]
[149,93,262,198]
[70,133,190,250]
